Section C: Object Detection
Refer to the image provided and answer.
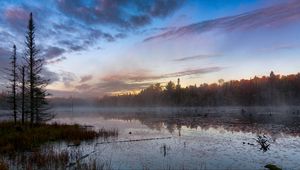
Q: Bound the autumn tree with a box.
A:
[97,72,300,106]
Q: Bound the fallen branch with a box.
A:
[96,136,172,145]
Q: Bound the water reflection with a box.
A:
[50,107,300,169]
[57,107,300,137]
[160,144,171,157]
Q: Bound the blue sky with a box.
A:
[0,0,299,98]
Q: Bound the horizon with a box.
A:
[0,0,300,98]
[38,71,300,99]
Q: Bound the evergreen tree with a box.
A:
[25,13,51,124]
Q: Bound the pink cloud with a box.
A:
[4,7,29,31]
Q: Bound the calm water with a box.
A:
[49,107,300,170]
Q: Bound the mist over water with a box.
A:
[46,106,300,169]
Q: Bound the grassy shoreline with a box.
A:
[0,121,117,155]
[0,121,118,169]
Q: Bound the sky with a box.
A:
[0,0,300,98]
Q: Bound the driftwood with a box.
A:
[96,136,172,145]
[256,135,270,152]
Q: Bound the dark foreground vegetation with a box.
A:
[0,12,119,170]
[97,71,300,107]
[0,121,118,169]
[1,145,112,170]
[0,121,117,154]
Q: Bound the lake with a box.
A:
[44,106,300,169]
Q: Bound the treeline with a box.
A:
[1,13,51,125]
[97,71,300,106]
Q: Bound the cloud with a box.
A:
[55,26,116,52]
[46,56,67,64]
[90,66,223,94]
[43,46,66,59]
[0,0,183,66]
[80,75,93,83]
[41,46,68,64]
[4,6,29,33]
[162,67,223,78]
[74,79,150,96]
[258,44,299,53]
[94,80,151,93]
[47,66,223,97]
[1,3,124,60]
[3,4,51,36]
[60,71,77,87]
[0,45,61,85]
[114,33,127,39]
[0,46,15,70]
[144,1,300,42]
[58,40,84,52]
[41,68,60,83]
[173,54,219,62]
[75,83,92,91]
[56,0,185,29]
[102,67,223,83]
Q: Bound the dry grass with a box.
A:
[0,121,118,155]
[6,147,111,170]
[0,121,118,169]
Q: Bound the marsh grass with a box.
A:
[0,121,118,155]
[11,147,69,169]
[3,147,111,170]
[0,121,118,169]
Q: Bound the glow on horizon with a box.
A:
[0,0,300,98]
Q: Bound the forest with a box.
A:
[97,71,300,107]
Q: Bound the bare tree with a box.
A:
[19,65,26,124]
[7,45,18,124]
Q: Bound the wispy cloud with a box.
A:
[258,44,299,53]
[144,1,300,42]
[46,56,67,65]
[102,66,223,83]
[77,66,224,95]
[173,54,219,62]
[94,80,151,93]
[162,67,223,78]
